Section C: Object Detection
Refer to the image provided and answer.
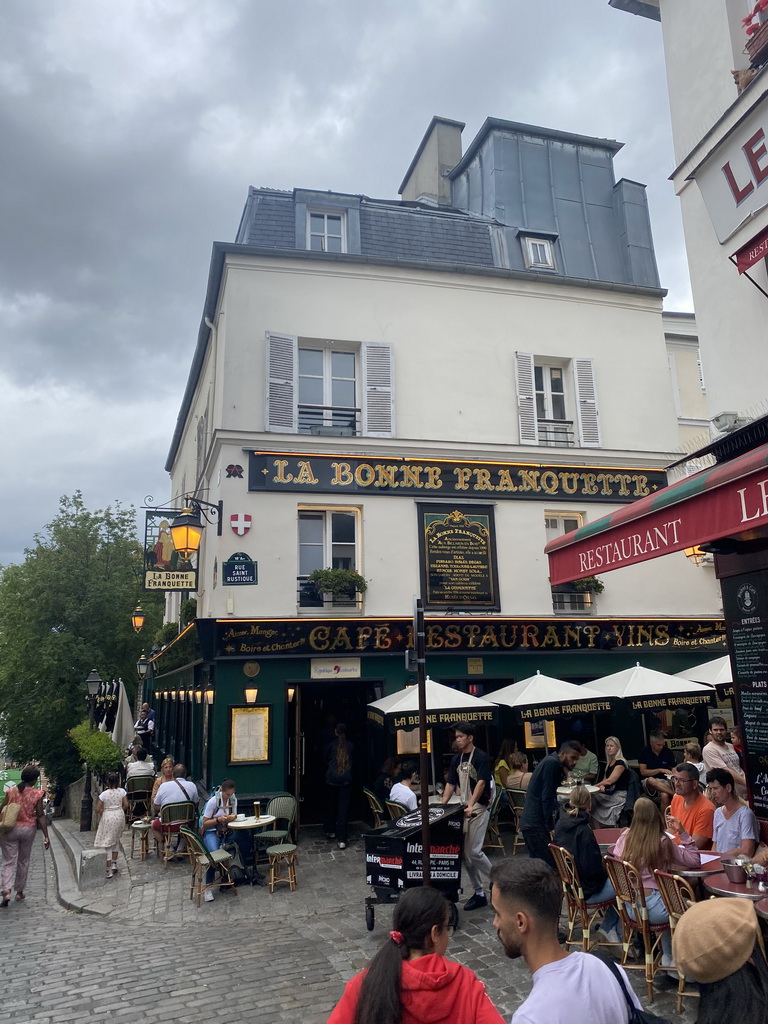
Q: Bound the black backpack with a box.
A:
[220,839,251,886]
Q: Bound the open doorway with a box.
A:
[288,679,381,830]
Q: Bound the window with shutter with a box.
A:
[265,332,298,433]
[573,358,601,448]
[362,343,394,438]
[545,512,593,615]
[515,352,538,444]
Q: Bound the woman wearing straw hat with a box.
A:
[673,898,768,1023]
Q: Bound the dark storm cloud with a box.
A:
[0,0,687,565]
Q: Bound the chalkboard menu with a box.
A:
[723,571,768,817]
[418,505,499,611]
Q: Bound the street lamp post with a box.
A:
[135,652,149,718]
[79,668,103,832]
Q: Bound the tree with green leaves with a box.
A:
[0,492,163,783]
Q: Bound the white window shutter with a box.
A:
[265,332,298,432]
[573,357,601,448]
[515,352,538,444]
[362,343,394,437]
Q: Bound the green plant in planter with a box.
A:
[307,567,368,597]
[69,720,124,778]
[573,575,605,594]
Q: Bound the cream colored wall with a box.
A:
[188,440,722,621]
[675,178,768,416]
[660,0,749,166]
[215,256,679,453]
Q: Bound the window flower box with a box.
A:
[745,1,768,65]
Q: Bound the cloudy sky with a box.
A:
[0,0,685,567]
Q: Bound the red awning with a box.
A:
[734,225,768,274]
[545,443,768,585]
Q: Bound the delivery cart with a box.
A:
[363,804,464,931]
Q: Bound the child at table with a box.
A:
[200,780,237,903]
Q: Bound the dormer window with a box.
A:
[522,235,556,271]
[308,211,345,253]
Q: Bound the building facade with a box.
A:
[611,0,768,423]
[151,116,724,825]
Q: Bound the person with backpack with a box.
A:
[199,779,237,902]
[325,723,353,850]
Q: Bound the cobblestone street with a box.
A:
[0,820,696,1024]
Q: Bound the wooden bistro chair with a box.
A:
[363,787,384,828]
[548,844,621,953]
[125,776,153,821]
[483,787,506,853]
[604,855,670,1003]
[254,795,298,862]
[156,801,198,868]
[507,788,527,856]
[179,825,235,907]
[386,800,409,821]
[654,869,700,1015]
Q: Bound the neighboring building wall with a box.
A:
[613,0,768,419]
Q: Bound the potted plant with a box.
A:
[307,567,368,604]
[572,575,605,594]
[744,0,768,66]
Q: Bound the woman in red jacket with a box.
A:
[326,886,504,1024]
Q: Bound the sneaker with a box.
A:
[326,833,336,840]
[595,925,621,945]
[337,842,347,850]
[105,870,113,879]
[464,893,488,911]
[203,890,215,903]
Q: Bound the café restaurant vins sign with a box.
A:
[214,617,725,659]
[248,453,665,503]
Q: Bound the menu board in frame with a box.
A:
[418,504,500,611]
[723,570,768,816]
[229,705,271,765]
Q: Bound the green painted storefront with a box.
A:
[148,615,727,829]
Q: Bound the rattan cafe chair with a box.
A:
[483,787,506,853]
[654,868,700,1014]
[254,795,298,861]
[548,843,621,953]
[125,776,153,820]
[179,825,235,907]
[386,799,409,821]
[363,787,385,829]
[604,855,669,1003]
[156,801,198,868]
[507,787,527,855]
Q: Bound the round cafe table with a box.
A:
[557,785,600,796]
[703,872,766,900]
[755,897,768,920]
[228,814,276,831]
[675,856,724,879]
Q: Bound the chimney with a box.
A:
[399,116,464,206]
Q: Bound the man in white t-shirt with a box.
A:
[153,766,198,812]
[388,762,418,813]
[703,716,747,797]
[126,748,155,779]
[490,858,641,1024]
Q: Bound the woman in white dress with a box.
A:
[94,773,128,877]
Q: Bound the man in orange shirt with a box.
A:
[668,762,714,850]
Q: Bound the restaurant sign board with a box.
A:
[143,510,197,591]
[213,617,726,660]
[248,452,666,504]
[418,505,499,610]
[694,99,768,243]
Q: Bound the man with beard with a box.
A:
[489,859,641,1023]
